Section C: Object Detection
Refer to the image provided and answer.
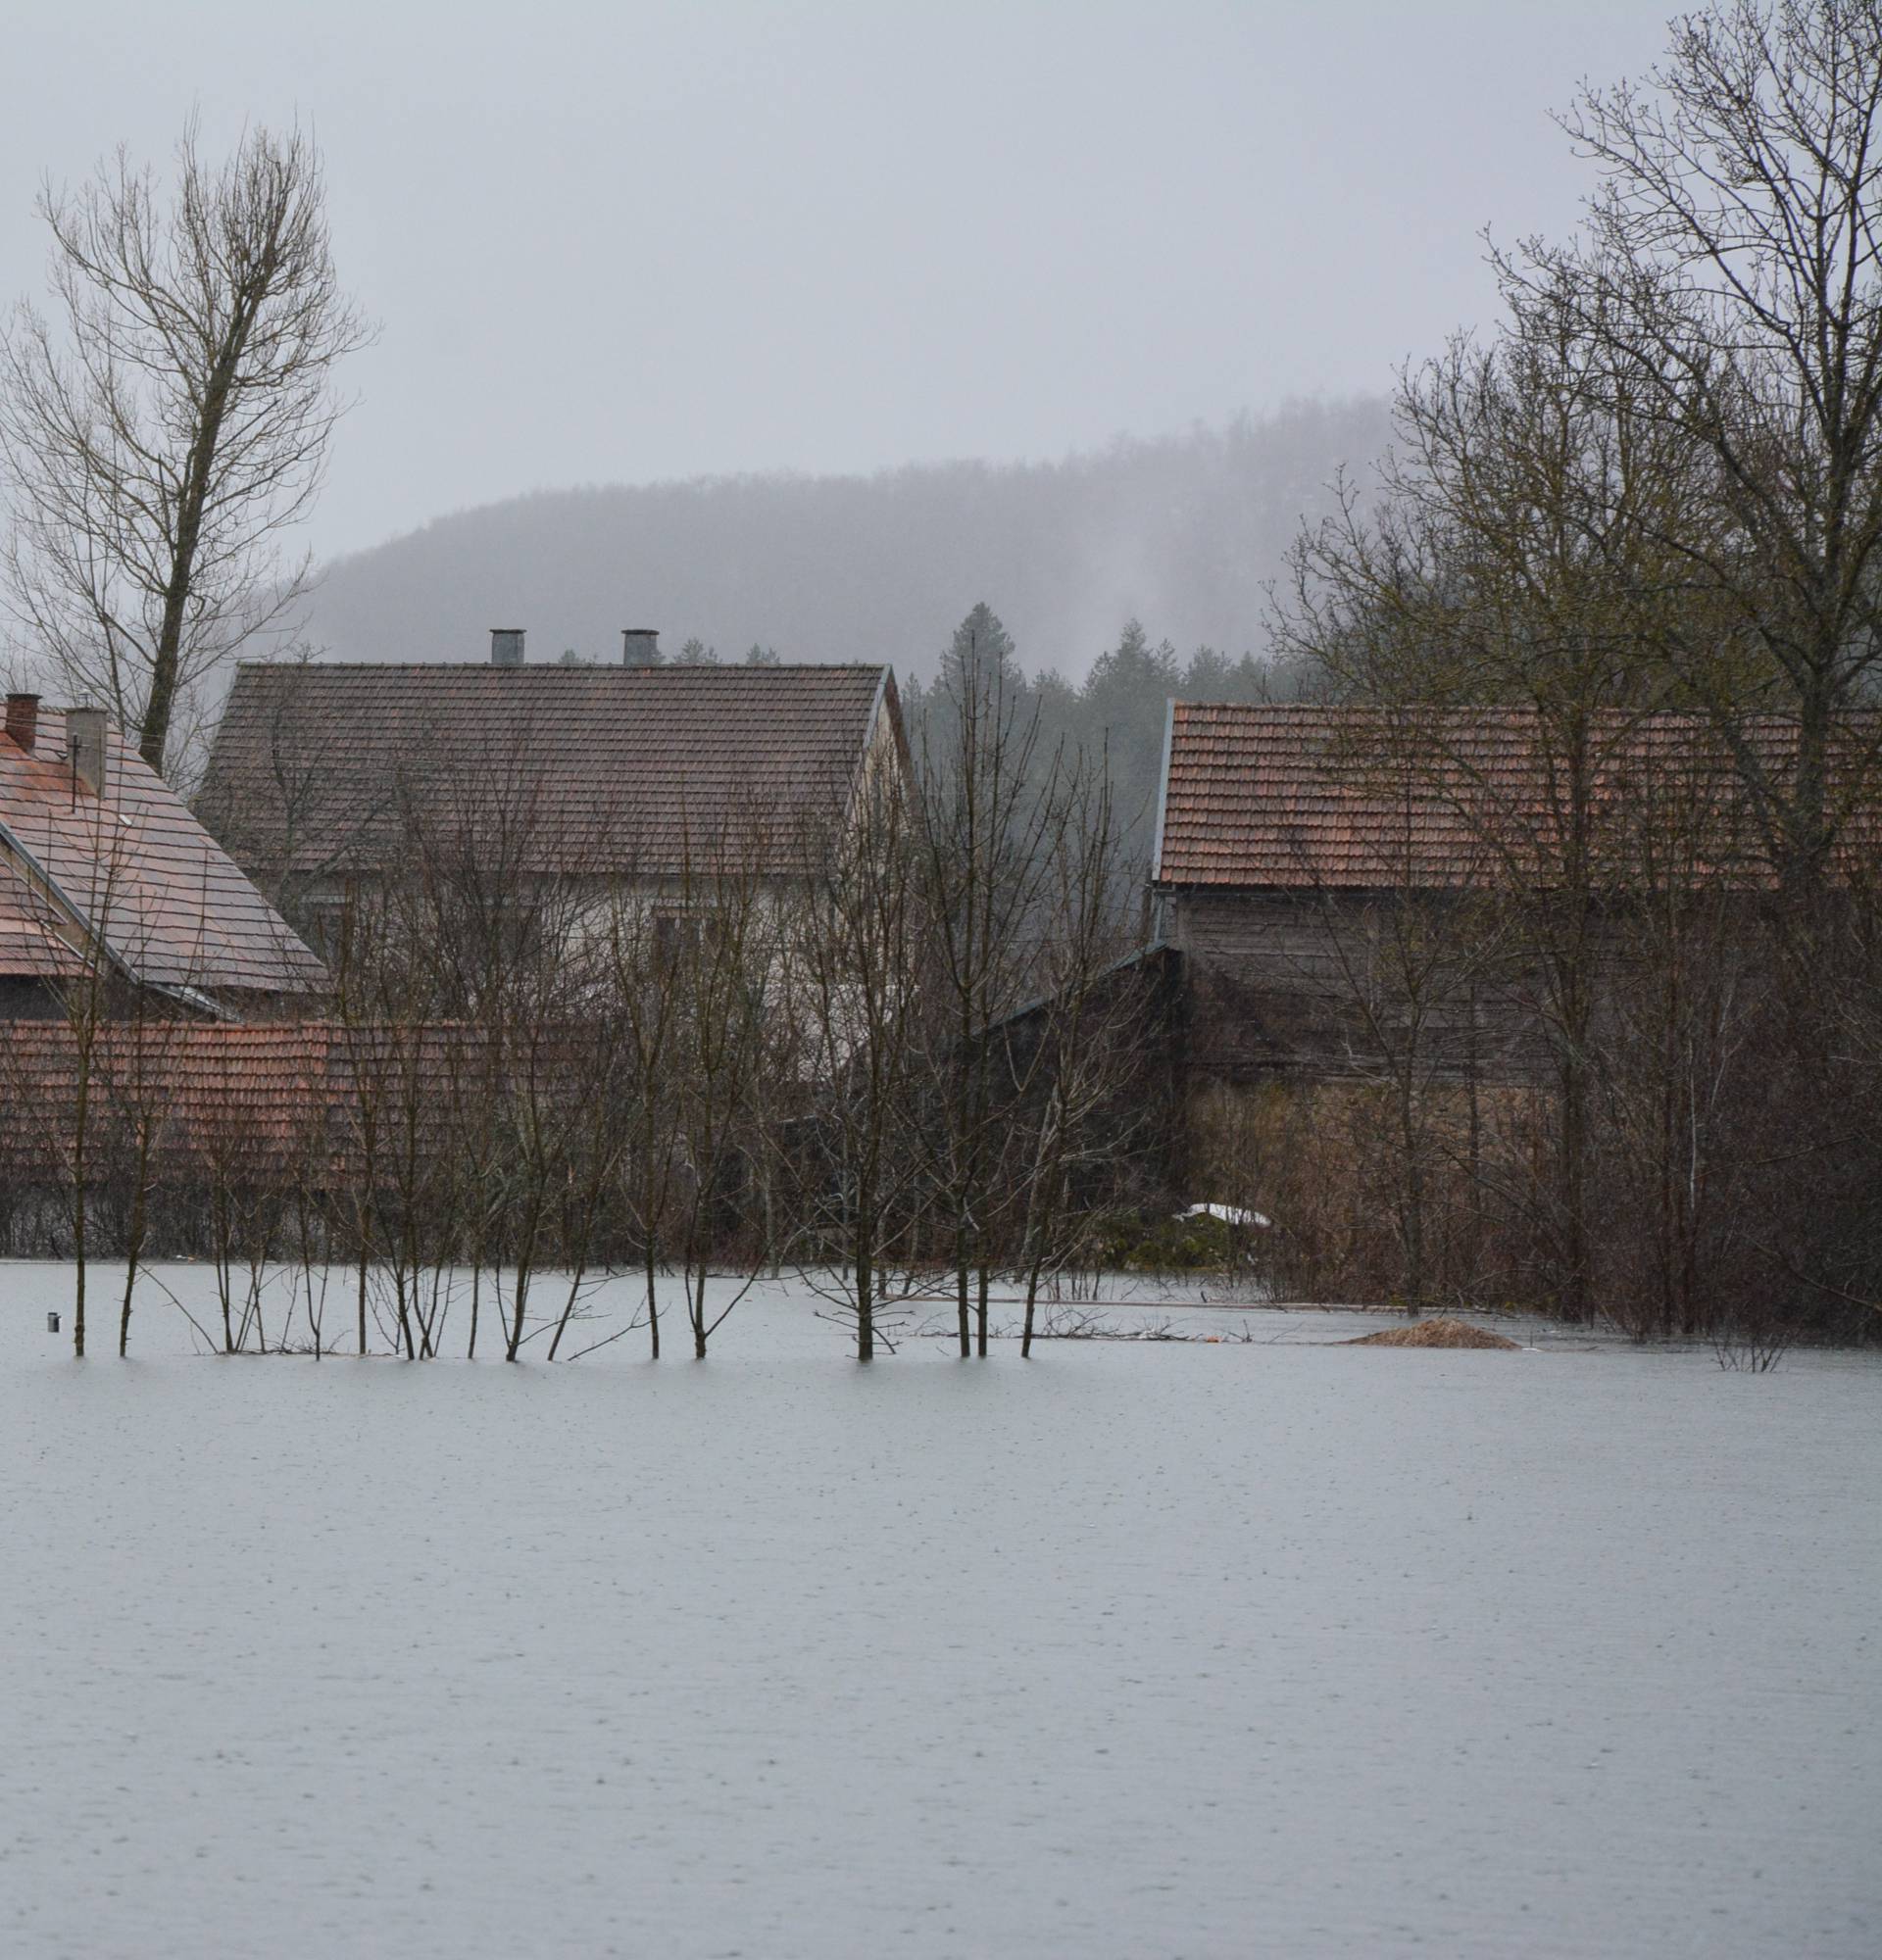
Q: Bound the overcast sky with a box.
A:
[4,1,1677,564]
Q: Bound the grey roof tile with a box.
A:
[0,710,326,995]
[201,662,899,880]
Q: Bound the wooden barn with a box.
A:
[1148,700,1881,1090]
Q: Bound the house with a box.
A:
[1148,701,1882,1086]
[196,635,908,948]
[0,693,325,1020]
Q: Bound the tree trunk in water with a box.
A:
[73,1196,86,1360]
[72,1067,89,1358]
[1560,1053,1591,1323]
[505,1258,530,1361]
[546,1257,589,1362]
[763,1163,779,1278]
[857,1242,874,1361]
[644,1242,661,1359]
[955,1223,970,1356]
[1021,1256,1045,1358]
[395,1267,416,1359]
[1464,986,1483,1277]
[119,1141,150,1358]
[1399,1070,1425,1310]
[216,1200,235,1354]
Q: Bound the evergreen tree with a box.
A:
[1077,620,1182,849]
[923,604,1033,776]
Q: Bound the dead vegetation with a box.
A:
[1345,1316,1519,1350]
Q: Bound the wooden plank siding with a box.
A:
[1161,887,1546,1087]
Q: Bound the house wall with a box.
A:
[1161,886,1546,1086]
[285,869,805,978]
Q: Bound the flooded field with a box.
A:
[4,1263,1877,1958]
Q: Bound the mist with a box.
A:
[300,400,1392,683]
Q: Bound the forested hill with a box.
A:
[301,400,1389,681]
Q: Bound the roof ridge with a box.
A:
[229,660,891,674]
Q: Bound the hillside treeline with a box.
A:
[298,402,1389,682]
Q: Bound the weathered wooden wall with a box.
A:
[1162,887,1547,1086]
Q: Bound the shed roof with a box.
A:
[200,662,902,881]
[1152,702,1882,890]
[0,709,326,997]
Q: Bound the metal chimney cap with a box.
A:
[490,627,526,667]
[621,627,661,666]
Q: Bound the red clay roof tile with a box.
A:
[1153,703,1882,889]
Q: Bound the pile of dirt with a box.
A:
[1346,1317,1520,1349]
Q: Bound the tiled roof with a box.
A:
[0,858,92,978]
[0,1021,588,1179]
[0,1023,337,1172]
[200,662,901,881]
[1153,703,1882,890]
[0,710,326,996]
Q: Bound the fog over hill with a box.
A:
[299,399,1390,681]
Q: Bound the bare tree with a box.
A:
[914,607,1067,1355]
[602,885,687,1360]
[1307,886,1502,1310]
[1594,766,1765,1338]
[666,827,782,1358]
[12,764,147,1357]
[1013,753,1147,1356]
[1272,0,1882,1330]
[1277,270,1714,1319]
[0,120,371,776]
[103,997,179,1357]
[786,758,925,1360]
[1533,0,1882,896]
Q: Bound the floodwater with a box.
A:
[3,1262,1876,1958]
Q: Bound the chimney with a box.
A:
[621,628,660,667]
[5,693,40,754]
[67,706,108,796]
[490,627,525,666]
